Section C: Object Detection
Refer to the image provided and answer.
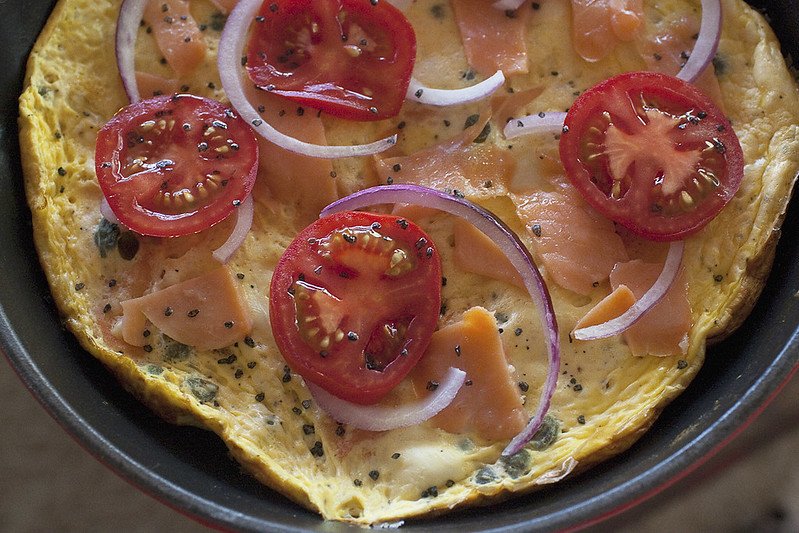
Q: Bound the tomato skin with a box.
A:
[559,71,744,241]
[95,94,258,237]
[245,0,416,121]
[269,211,441,405]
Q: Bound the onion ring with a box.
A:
[218,0,398,159]
[321,184,560,457]
[308,367,466,432]
[573,241,685,341]
[100,197,122,226]
[676,0,723,83]
[493,0,526,10]
[212,194,254,264]
[406,71,505,107]
[503,111,567,140]
[115,0,147,103]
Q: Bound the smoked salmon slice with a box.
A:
[410,306,527,441]
[375,112,515,198]
[247,89,337,220]
[135,72,180,99]
[637,14,724,107]
[451,0,531,76]
[571,0,644,62]
[515,189,629,295]
[452,218,524,288]
[118,267,252,351]
[609,260,691,356]
[143,0,206,78]
[574,284,636,330]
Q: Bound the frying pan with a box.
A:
[1,1,797,531]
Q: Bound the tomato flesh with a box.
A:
[95,94,259,237]
[269,211,441,404]
[559,71,744,241]
[245,0,416,121]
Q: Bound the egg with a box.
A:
[18,0,799,525]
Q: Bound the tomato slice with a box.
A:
[245,0,416,121]
[95,94,259,237]
[269,211,441,404]
[559,71,744,241]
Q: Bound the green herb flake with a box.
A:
[93,218,120,258]
[185,376,218,403]
[500,449,531,479]
[529,414,560,451]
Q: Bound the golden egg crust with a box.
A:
[19,0,799,525]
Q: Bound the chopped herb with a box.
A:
[500,449,531,478]
[255,392,265,402]
[93,219,120,258]
[577,415,586,425]
[163,337,191,362]
[474,466,498,484]
[303,424,315,435]
[464,114,480,129]
[530,415,560,450]
[518,381,529,393]
[369,470,380,481]
[185,376,218,402]
[677,359,688,369]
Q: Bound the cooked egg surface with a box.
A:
[19,0,799,525]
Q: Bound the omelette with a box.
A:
[18,0,799,526]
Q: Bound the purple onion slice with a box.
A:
[321,184,560,456]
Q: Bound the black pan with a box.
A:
[1,1,797,531]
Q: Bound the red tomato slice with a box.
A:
[269,211,441,405]
[95,94,259,237]
[559,71,744,241]
[245,0,416,121]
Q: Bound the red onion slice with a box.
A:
[308,367,466,432]
[218,0,398,159]
[100,197,122,225]
[572,240,685,341]
[115,0,147,103]
[676,0,722,83]
[493,0,526,10]
[503,111,567,140]
[321,184,560,457]
[406,71,505,107]
[212,194,254,264]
